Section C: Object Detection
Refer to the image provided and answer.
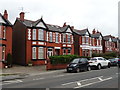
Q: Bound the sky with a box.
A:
[0,0,119,37]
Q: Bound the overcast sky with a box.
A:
[0,0,119,36]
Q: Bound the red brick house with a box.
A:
[13,12,74,66]
[72,28,92,57]
[91,29,103,54]
[103,35,119,53]
[0,10,12,68]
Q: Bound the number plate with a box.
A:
[68,68,72,70]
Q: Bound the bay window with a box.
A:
[63,34,66,43]
[38,29,44,40]
[32,29,36,40]
[56,33,59,43]
[49,32,53,42]
[67,34,71,43]
[32,47,36,59]
[38,47,44,59]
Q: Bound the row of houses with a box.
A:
[0,10,119,68]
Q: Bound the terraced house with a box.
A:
[13,12,74,66]
[0,10,12,68]
[91,29,103,54]
[103,35,119,53]
[72,28,92,57]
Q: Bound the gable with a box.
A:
[36,21,46,28]
[109,38,112,42]
[66,27,72,33]
[0,16,6,24]
[85,31,89,36]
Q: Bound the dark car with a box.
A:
[66,58,91,73]
[118,58,120,68]
[108,58,118,66]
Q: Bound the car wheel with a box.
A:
[76,68,80,73]
[97,64,101,70]
[87,66,91,71]
[108,63,111,68]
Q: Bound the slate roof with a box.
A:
[72,28,90,36]
[0,13,12,26]
[103,35,118,42]
[91,33,102,39]
[17,18,71,33]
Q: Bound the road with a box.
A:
[2,67,119,89]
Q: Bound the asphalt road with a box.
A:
[2,66,119,89]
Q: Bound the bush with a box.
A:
[6,53,12,67]
[49,55,79,65]
[92,52,117,59]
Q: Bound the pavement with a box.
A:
[0,65,65,81]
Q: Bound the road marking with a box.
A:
[2,79,23,85]
[98,77,103,81]
[77,82,81,86]
[53,75,65,78]
[33,78,44,80]
[74,77,113,88]
[62,76,103,86]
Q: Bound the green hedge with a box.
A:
[92,52,118,59]
[49,55,91,65]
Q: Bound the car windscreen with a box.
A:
[71,59,79,63]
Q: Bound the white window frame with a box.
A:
[47,48,53,57]
[82,36,85,44]
[55,33,59,43]
[49,32,53,42]
[38,47,44,59]
[46,32,49,41]
[32,29,36,40]
[28,29,31,40]
[38,29,44,40]
[3,26,6,39]
[67,34,71,44]
[63,34,66,43]
[32,47,36,59]
[2,46,5,61]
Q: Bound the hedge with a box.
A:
[49,55,91,65]
[92,52,118,59]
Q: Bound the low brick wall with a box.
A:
[46,63,67,70]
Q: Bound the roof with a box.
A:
[17,18,71,33]
[72,28,90,36]
[103,35,118,42]
[0,13,12,26]
[91,32,103,39]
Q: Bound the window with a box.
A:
[0,26,2,38]
[38,29,44,40]
[67,34,71,43]
[46,32,49,41]
[85,37,89,44]
[3,26,6,39]
[32,47,36,59]
[68,48,71,55]
[47,48,53,57]
[2,46,5,61]
[32,29,36,40]
[49,32,53,42]
[38,47,44,59]
[63,34,66,43]
[63,49,66,55]
[82,36,85,44]
[56,33,59,43]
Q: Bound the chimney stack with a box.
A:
[63,22,66,27]
[20,12,25,21]
[97,30,99,33]
[3,10,8,20]
[71,26,74,30]
[92,29,96,34]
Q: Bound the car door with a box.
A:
[79,58,86,70]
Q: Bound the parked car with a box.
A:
[66,58,91,73]
[88,57,111,70]
[108,58,118,66]
[118,58,120,68]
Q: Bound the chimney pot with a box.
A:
[4,10,8,20]
[92,29,96,34]
[20,12,25,21]
[63,22,66,27]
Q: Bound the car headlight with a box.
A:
[73,64,77,67]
